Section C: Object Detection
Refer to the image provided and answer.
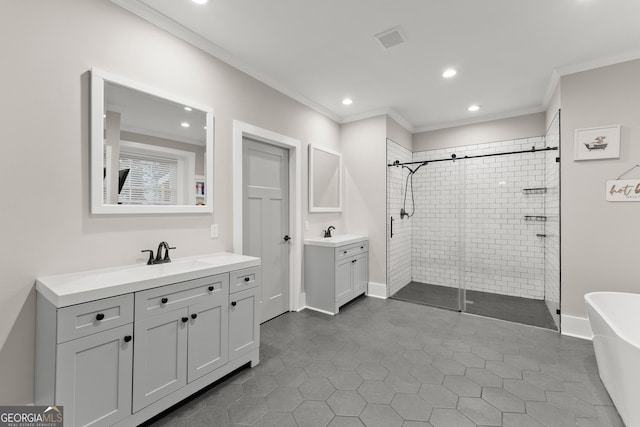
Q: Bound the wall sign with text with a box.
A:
[606,179,640,201]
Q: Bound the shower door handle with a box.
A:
[390,216,394,238]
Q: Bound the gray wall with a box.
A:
[414,112,546,151]
[0,0,340,404]
[560,59,640,318]
[341,116,388,286]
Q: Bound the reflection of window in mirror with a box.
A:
[309,144,342,212]
[91,68,214,214]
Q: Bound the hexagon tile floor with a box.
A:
[145,296,624,427]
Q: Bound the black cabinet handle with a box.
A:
[208,286,214,291]
[244,277,250,282]
[124,335,132,343]
[181,317,188,323]
[231,301,237,307]
[191,313,198,320]
[161,297,168,304]
[96,313,105,321]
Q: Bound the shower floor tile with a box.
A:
[391,281,558,330]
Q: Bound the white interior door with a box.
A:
[243,138,290,323]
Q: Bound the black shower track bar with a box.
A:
[387,145,558,168]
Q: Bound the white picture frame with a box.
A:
[574,124,620,161]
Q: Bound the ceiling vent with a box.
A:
[375,26,407,50]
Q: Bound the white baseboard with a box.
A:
[367,282,387,299]
[561,314,593,340]
[300,305,336,316]
[296,292,306,311]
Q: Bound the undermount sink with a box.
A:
[36,252,260,307]
[304,234,368,247]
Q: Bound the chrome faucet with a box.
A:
[323,226,336,238]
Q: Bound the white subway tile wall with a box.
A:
[544,111,561,327]
[387,136,559,302]
[386,141,413,296]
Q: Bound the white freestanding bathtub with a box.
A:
[585,292,640,427]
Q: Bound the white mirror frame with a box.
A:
[90,68,214,214]
[308,143,343,213]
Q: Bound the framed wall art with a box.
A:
[574,124,620,161]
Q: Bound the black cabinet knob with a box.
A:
[161,297,168,304]
[208,286,214,291]
[352,260,356,263]
[124,335,132,343]
[191,313,198,319]
[343,251,347,254]
[361,246,364,249]
[181,317,188,323]
[231,301,237,307]
[244,277,250,282]
[96,313,105,321]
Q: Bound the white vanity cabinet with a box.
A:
[36,293,135,427]
[35,253,260,427]
[228,268,261,359]
[304,236,369,315]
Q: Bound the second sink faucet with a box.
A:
[323,226,336,238]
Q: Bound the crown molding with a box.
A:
[413,106,546,134]
[110,0,341,123]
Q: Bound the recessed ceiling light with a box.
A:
[468,105,480,112]
[342,98,353,106]
[181,122,190,128]
[191,0,208,4]
[184,106,192,112]
[442,68,457,78]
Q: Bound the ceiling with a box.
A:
[112,0,640,132]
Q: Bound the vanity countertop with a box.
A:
[304,234,368,248]
[36,252,260,308]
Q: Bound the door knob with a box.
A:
[283,235,291,242]
[231,301,237,307]
[181,317,188,323]
[191,313,198,320]
[124,335,132,343]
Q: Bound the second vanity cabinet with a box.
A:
[35,254,261,427]
[304,236,369,315]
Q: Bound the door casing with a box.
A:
[232,121,302,313]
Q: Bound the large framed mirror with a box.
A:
[91,68,214,214]
[309,144,342,212]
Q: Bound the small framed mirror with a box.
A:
[91,68,214,214]
[309,144,342,212]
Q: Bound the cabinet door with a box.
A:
[335,258,353,303]
[187,294,229,383]
[133,308,188,412]
[56,324,133,427]
[352,253,368,295]
[229,287,260,360]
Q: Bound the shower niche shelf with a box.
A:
[524,215,547,222]
[522,187,547,195]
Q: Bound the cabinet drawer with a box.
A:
[135,274,229,320]
[230,267,261,294]
[57,294,134,343]
[335,241,368,261]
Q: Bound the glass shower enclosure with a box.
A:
[386,115,561,330]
